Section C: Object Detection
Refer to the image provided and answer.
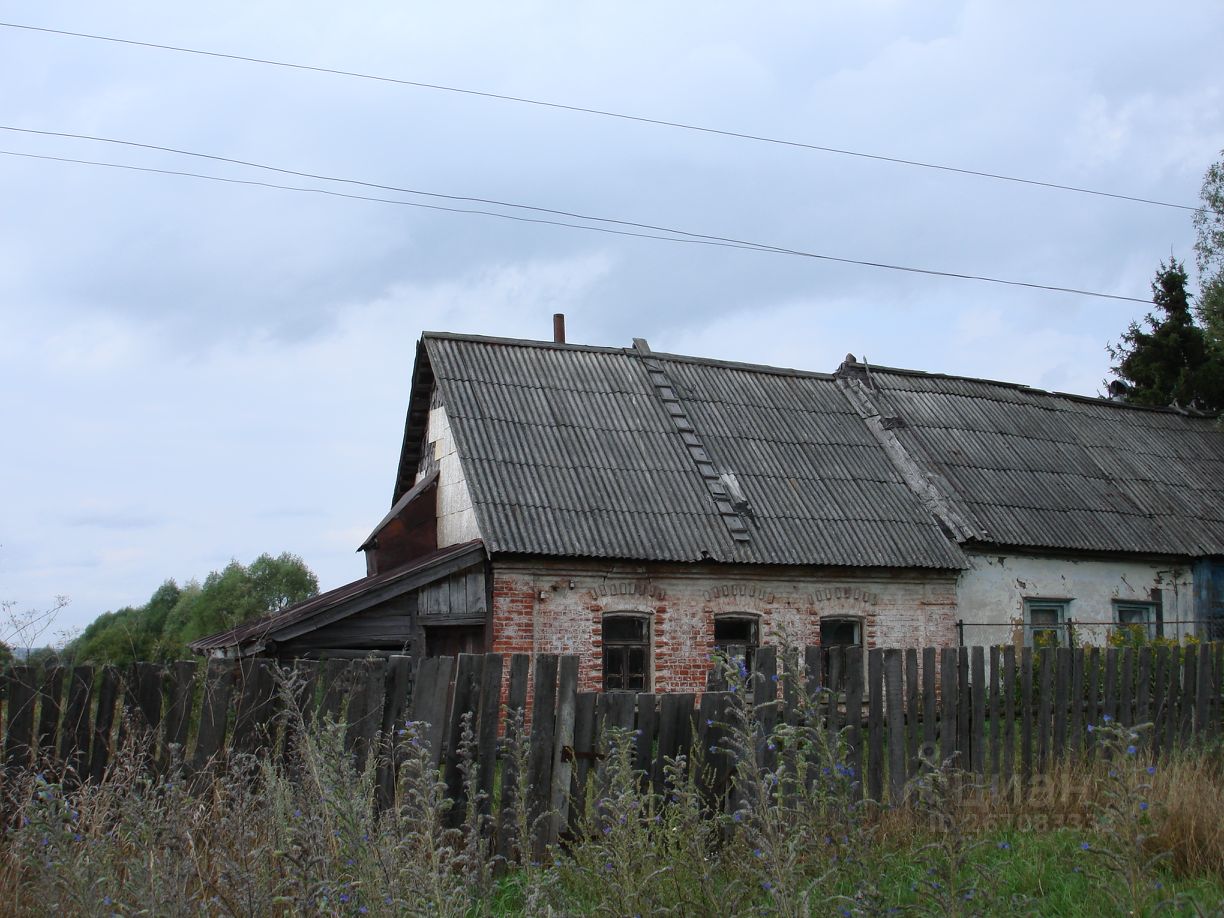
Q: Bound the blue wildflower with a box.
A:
[1080,842,1090,851]
[761,880,772,891]
[1139,802,1149,811]
[1103,713,1113,723]
[997,841,1010,850]
[1147,765,1156,775]
[1126,745,1137,755]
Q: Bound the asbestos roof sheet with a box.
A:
[422,335,965,569]
[866,367,1224,556]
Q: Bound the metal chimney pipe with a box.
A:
[552,313,566,344]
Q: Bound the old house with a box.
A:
[192,328,1224,687]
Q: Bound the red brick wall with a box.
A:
[490,560,958,694]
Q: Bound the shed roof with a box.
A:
[413,333,967,570]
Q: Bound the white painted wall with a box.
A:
[957,551,1196,648]
[425,406,482,547]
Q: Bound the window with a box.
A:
[602,614,649,691]
[1114,601,1161,640]
[1023,599,1069,647]
[713,615,759,673]
[819,617,862,690]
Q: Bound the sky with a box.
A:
[2,1,1222,641]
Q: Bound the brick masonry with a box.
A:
[490,559,959,694]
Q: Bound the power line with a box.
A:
[0,147,1155,304]
[0,20,1197,213]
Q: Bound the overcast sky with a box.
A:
[2,1,1222,640]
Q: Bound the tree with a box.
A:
[1194,150,1224,350]
[67,553,318,664]
[1107,259,1224,410]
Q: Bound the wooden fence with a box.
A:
[1,643,1221,850]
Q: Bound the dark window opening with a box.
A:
[714,615,759,673]
[1024,599,1069,647]
[1114,601,1162,640]
[603,614,649,691]
[820,618,862,691]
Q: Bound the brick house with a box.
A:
[192,329,1224,689]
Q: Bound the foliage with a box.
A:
[67,553,318,664]
[1107,258,1224,410]
[1107,623,1200,650]
[1195,149,1224,351]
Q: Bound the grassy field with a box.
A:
[1,704,1221,916]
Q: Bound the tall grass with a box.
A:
[0,671,1221,916]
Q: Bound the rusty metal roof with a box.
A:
[417,333,967,569]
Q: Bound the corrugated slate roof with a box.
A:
[856,365,1224,556]
[422,334,966,569]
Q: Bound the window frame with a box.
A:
[1113,600,1161,640]
[1023,598,1070,647]
[601,612,651,692]
[713,613,760,674]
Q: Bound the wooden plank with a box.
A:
[1036,647,1052,773]
[190,659,236,774]
[922,647,937,767]
[966,647,983,777]
[1086,647,1100,759]
[343,660,371,757]
[844,649,863,798]
[569,691,598,834]
[1053,648,1070,763]
[318,659,352,725]
[957,647,971,768]
[1103,648,1119,727]
[527,653,558,859]
[939,648,957,768]
[1195,644,1212,738]
[634,693,657,779]
[1207,644,1222,743]
[1069,647,1084,761]
[35,665,64,763]
[884,649,905,804]
[59,665,93,784]
[412,656,455,770]
[354,658,387,776]
[803,644,824,707]
[905,648,920,780]
[377,654,415,811]
[496,653,531,863]
[549,655,579,841]
[232,659,276,757]
[1120,647,1135,727]
[826,646,844,754]
[135,662,165,736]
[696,691,733,809]
[1180,647,1196,746]
[988,646,1001,779]
[866,648,884,802]
[4,667,37,771]
[1020,647,1033,787]
[1136,647,1153,732]
[1002,645,1016,787]
[754,646,778,772]
[163,661,198,759]
[1164,646,1180,754]
[475,653,503,821]
[781,647,800,727]
[443,654,483,823]
[654,692,694,795]
[1152,645,1169,758]
[87,666,119,784]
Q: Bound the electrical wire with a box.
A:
[0,20,1197,212]
[0,147,1155,304]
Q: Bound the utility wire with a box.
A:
[0,20,1197,213]
[0,147,1155,304]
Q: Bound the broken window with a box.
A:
[602,614,649,691]
[713,614,759,674]
[1024,599,1069,647]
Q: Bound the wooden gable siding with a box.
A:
[365,477,439,575]
[418,566,488,624]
